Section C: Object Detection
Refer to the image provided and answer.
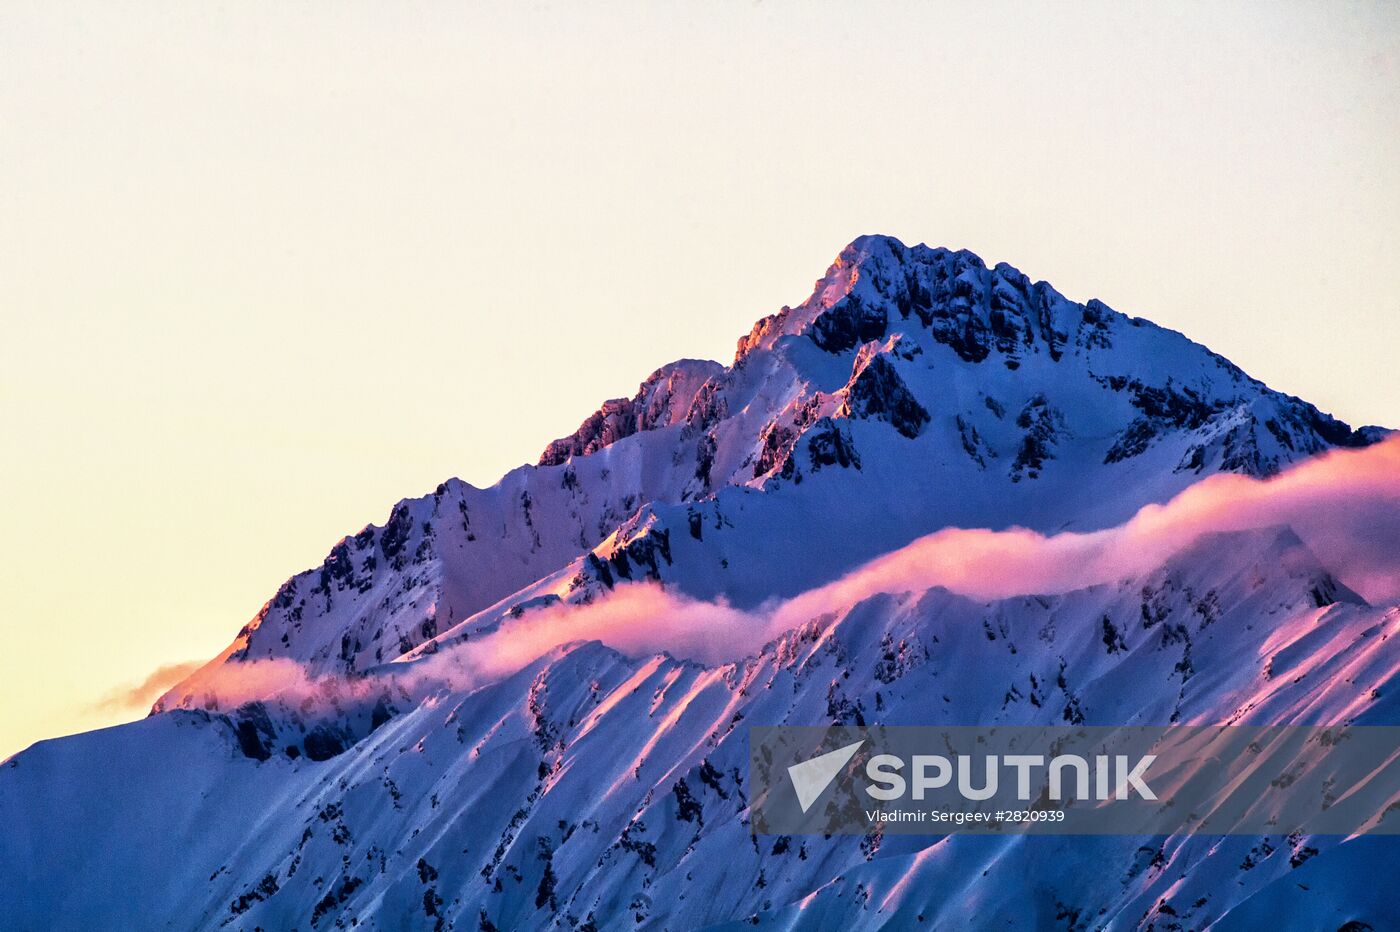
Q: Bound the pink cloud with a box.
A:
[781,433,1400,615]
[166,436,1400,709]
[96,659,208,712]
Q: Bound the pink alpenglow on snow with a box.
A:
[161,435,1400,713]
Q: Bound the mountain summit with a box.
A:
[160,235,1381,683]
[3,236,1394,931]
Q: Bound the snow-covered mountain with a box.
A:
[160,235,1382,684]
[3,235,1395,931]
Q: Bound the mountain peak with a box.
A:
[833,232,911,266]
[538,358,723,466]
[10,228,1399,931]
[157,234,1385,683]
[735,234,1063,362]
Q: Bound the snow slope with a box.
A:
[2,236,1395,931]
[4,526,1397,930]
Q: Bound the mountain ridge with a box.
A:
[4,234,1396,931]
[164,234,1384,686]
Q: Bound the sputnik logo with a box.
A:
[788,740,864,813]
[785,739,1160,813]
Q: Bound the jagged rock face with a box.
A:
[738,237,1079,368]
[538,359,723,466]
[158,234,1384,686]
[777,417,862,482]
[837,344,930,439]
[1010,393,1066,481]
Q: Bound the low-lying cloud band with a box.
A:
[158,436,1400,711]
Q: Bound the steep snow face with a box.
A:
[3,529,1397,930]
[180,235,1384,683]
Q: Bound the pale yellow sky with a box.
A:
[2,1,1398,759]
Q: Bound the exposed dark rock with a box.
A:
[310,875,364,927]
[809,293,888,353]
[838,350,930,439]
[231,702,276,762]
[303,724,351,761]
[540,361,723,465]
[1011,394,1065,480]
[379,503,414,570]
[754,421,797,478]
[777,418,861,483]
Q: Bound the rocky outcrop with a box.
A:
[837,345,930,439]
[776,417,862,483]
[809,292,889,354]
[1011,393,1066,481]
[791,236,1084,368]
[539,360,723,466]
